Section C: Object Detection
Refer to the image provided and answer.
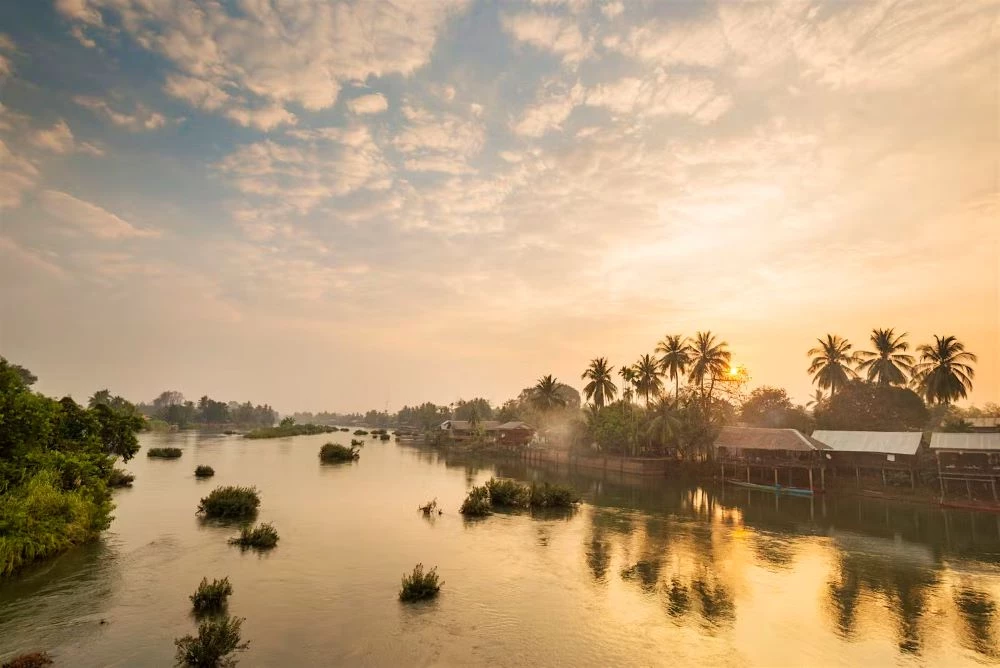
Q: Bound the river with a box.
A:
[2,431,999,666]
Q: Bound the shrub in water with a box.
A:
[350,439,365,447]
[379,433,391,441]
[459,485,492,516]
[485,478,530,508]
[229,523,279,550]
[147,447,182,459]
[418,499,440,515]
[195,465,215,478]
[174,615,248,667]
[399,563,442,602]
[529,482,579,508]
[189,577,233,614]
[107,468,135,488]
[197,486,260,519]
[319,443,359,463]
[2,652,53,668]
[339,427,349,432]
[353,429,368,436]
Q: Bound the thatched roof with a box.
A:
[930,432,1000,452]
[812,430,922,456]
[714,426,829,452]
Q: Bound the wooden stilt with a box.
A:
[821,467,826,491]
[909,469,915,490]
[937,453,945,502]
[991,477,997,502]
[881,469,887,487]
[774,468,778,486]
[808,468,814,491]
[967,478,973,500]
[746,465,750,483]
[856,467,860,487]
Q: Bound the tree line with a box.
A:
[129,391,278,429]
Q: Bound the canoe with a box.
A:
[726,479,814,497]
[940,499,1000,513]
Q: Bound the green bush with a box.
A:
[379,433,391,441]
[459,485,492,516]
[228,522,279,550]
[197,486,260,519]
[174,615,248,667]
[319,443,359,463]
[350,439,365,447]
[189,576,233,614]
[339,427,349,432]
[107,468,135,488]
[194,465,215,478]
[1,652,53,668]
[529,482,579,508]
[485,478,530,507]
[399,563,442,602]
[353,429,368,436]
[243,423,337,439]
[147,447,182,459]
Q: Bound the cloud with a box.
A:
[0,33,16,79]
[40,190,161,239]
[0,236,67,278]
[60,0,469,128]
[393,104,485,174]
[600,1,623,19]
[31,120,76,153]
[585,74,732,124]
[74,95,168,131]
[0,140,39,210]
[502,11,590,62]
[347,93,389,115]
[513,83,584,137]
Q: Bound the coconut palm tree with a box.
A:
[688,331,731,400]
[646,395,681,454]
[634,354,664,406]
[581,357,618,409]
[805,389,827,411]
[856,328,914,386]
[530,374,568,411]
[618,365,637,404]
[913,335,977,405]
[656,334,691,397]
[807,335,857,395]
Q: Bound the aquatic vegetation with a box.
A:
[485,478,530,507]
[195,465,215,478]
[190,577,233,614]
[319,443,360,463]
[529,482,579,508]
[379,433,391,441]
[350,439,365,447]
[174,615,249,667]
[1,652,53,668]
[353,429,369,436]
[339,427,349,432]
[459,485,492,516]
[418,499,440,515]
[243,423,337,439]
[229,522,279,550]
[197,486,260,519]
[399,563,442,602]
[107,468,135,488]
[147,447,183,459]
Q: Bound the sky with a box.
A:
[0,0,997,414]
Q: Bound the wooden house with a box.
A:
[811,430,923,489]
[930,432,1000,504]
[495,421,535,448]
[439,420,502,442]
[714,426,829,492]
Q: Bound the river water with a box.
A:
[2,431,999,666]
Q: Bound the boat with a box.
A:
[939,499,1000,513]
[725,479,815,497]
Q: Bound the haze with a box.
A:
[0,0,997,413]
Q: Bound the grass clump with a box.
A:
[399,563,442,602]
[418,499,440,515]
[379,433,391,441]
[228,523,279,550]
[529,482,579,508]
[350,439,365,447]
[197,486,260,519]
[243,423,337,439]
[148,447,183,459]
[2,652,54,668]
[108,468,135,488]
[459,485,492,516]
[339,427,349,432]
[174,615,248,667]
[485,478,530,507]
[318,443,359,463]
[195,465,215,478]
[190,577,233,614]
[353,429,369,436]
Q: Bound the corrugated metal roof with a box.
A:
[968,417,1000,428]
[441,420,502,431]
[714,426,829,452]
[497,421,534,431]
[929,432,1000,451]
[812,431,922,455]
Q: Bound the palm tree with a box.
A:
[688,331,731,400]
[656,335,691,397]
[530,375,568,411]
[581,357,618,409]
[634,354,664,405]
[88,388,112,408]
[618,366,637,404]
[805,389,827,411]
[646,395,681,454]
[913,335,977,405]
[807,335,857,395]
[856,328,914,386]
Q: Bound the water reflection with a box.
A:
[955,587,998,658]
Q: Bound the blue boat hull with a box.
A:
[726,479,814,497]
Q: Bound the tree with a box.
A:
[807,335,857,395]
[912,335,977,405]
[634,354,663,406]
[89,389,112,408]
[814,380,928,431]
[856,328,914,386]
[645,395,681,454]
[688,331,731,401]
[618,366,637,404]
[806,389,827,411]
[582,357,617,409]
[656,335,691,397]
[454,398,493,422]
[740,387,794,427]
[530,375,568,411]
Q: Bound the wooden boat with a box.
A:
[940,499,1000,513]
[726,479,815,497]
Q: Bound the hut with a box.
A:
[811,430,923,489]
[495,421,535,448]
[714,426,829,492]
[439,420,502,442]
[929,432,1000,503]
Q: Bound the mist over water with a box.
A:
[2,431,999,666]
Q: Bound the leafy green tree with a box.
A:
[645,396,681,454]
[454,398,493,422]
[814,380,928,431]
[912,335,976,405]
[656,334,692,397]
[807,334,857,395]
[856,328,914,386]
[634,354,663,405]
[582,357,617,409]
[688,331,731,401]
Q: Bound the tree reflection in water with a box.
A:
[954,587,998,659]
